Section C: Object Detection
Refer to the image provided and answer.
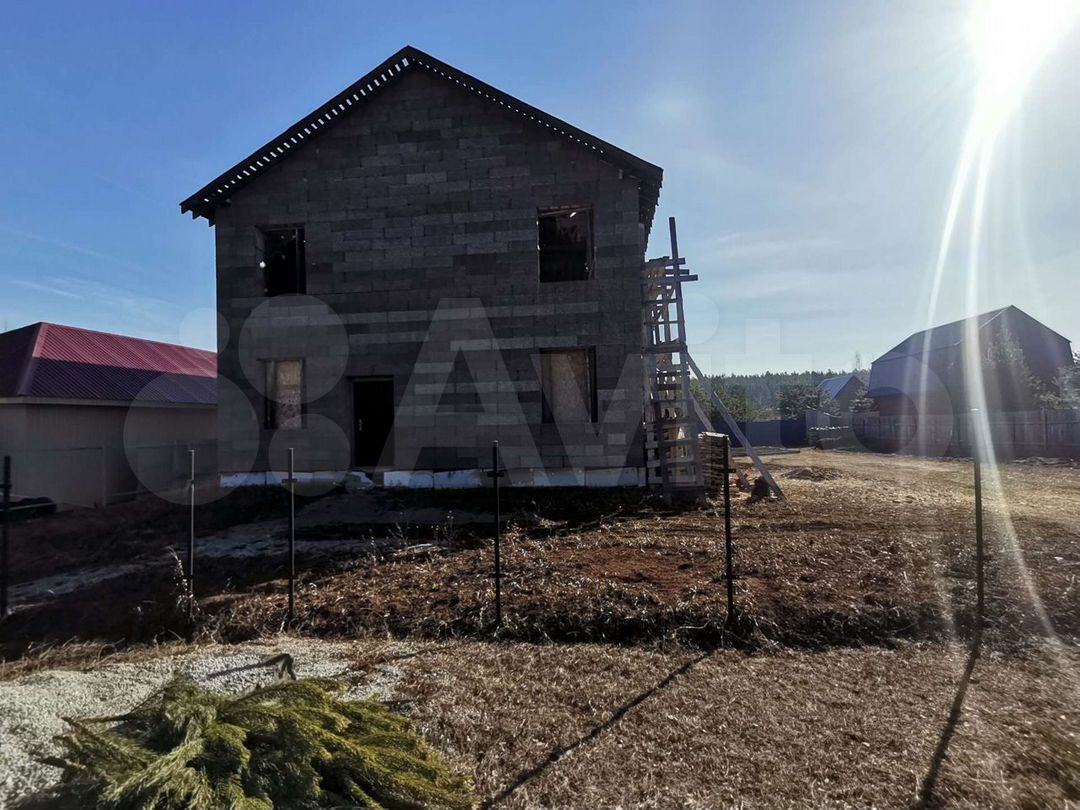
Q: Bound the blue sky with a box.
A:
[1,1,1076,374]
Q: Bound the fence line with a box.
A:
[849,409,1080,459]
[728,414,807,449]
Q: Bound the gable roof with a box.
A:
[179,46,663,232]
[867,305,1073,400]
[877,307,1009,361]
[875,305,1071,364]
[0,323,216,405]
[817,373,860,399]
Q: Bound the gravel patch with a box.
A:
[0,637,405,807]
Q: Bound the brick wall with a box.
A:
[213,67,648,480]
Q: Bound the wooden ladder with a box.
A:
[642,217,703,494]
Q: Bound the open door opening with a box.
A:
[353,377,394,469]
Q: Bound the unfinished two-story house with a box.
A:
[181,46,671,488]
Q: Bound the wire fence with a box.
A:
[0,439,745,639]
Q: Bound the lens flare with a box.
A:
[967,0,1080,141]
[919,0,1079,643]
[924,0,1080,337]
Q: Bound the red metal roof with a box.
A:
[32,323,216,376]
[0,323,216,405]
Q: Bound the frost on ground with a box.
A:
[0,637,416,807]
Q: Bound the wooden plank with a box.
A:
[687,354,784,499]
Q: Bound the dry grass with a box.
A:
[2,633,1075,808]
[4,451,1076,662]
[391,642,696,802]
[0,638,193,682]
[4,485,295,585]
[199,450,1079,651]
[755,451,1079,644]
[392,639,1080,809]
[4,452,1076,807]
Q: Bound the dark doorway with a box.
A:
[353,377,394,469]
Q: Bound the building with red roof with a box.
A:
[0,322,217,508]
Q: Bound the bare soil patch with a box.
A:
[2,451,1077,658]
[4,486,296,585]
[780,465,844,480]
[200,451,1078,650]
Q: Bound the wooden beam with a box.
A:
[686,354,785,500]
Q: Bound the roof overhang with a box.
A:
[180,46,663,233]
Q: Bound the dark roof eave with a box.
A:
[179,46,662,232]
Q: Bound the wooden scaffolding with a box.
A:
[643,217,703,494]
[642,217,785,500]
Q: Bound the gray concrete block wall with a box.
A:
[213,66,647,477]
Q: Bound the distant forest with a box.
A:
[693,368,869,422]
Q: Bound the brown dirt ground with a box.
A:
[4,485,296,585]
[195,450,1079,650]
[2,453,1076,808]
[0,487,666,659]
[3,450,1076,656]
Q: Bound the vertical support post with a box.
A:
[287,448,296,624]
[722,435,736,624]
[487,440,505,628]
[972,428,984,638]
[1,456,10,619]
[668,217,702,490]
[187,449,195,631]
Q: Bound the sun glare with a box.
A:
[966,0,1080,139]
[918,0,1080,645]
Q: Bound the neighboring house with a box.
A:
[817,373,863,412]
[181,46,663,487]
[0,322,216,507]
[867,306,1072,416]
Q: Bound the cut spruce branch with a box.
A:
[43,674,476,810]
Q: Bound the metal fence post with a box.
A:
[722,435,736,625]
[487,441,505,628]
[187,449,195,632]
[972,419,985,638]
[287,448,296,624]
[1,456,10,618]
